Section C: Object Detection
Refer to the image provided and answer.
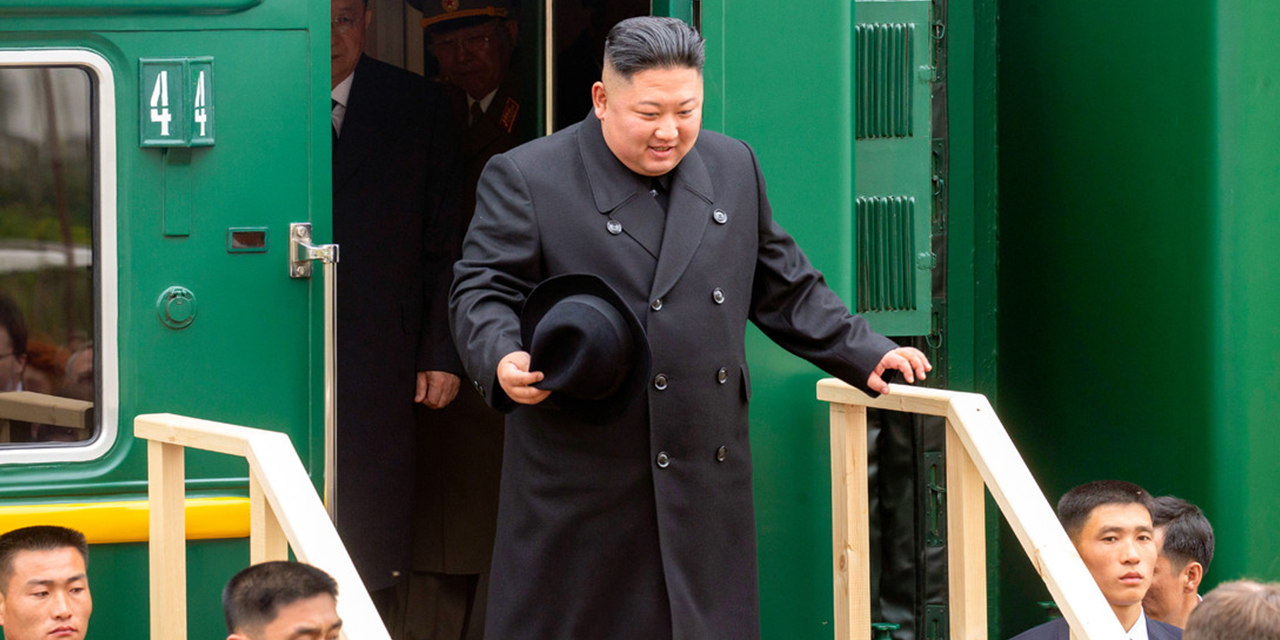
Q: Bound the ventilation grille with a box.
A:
[856,23,915,139]
[857,196,917,312]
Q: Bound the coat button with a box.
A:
[654,374,669,390]
[716,367,729,384]
[712,288,725,304]
[650,298,663,311]
[713,208,728,224]
[606,219,623,235]
[474,381,485,397]
[656,451,671,468]
[715,446,728,462]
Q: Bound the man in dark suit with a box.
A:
[449,17,931,640]
[1145,496,1214,629]
[1010,481,1182,640]
[330,0,462,627]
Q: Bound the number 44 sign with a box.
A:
[140,57,215,147]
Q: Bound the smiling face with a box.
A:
[430,19,517,101]
[1072,503,1157,617]
[0,547,91,640]
[593,65,703,177]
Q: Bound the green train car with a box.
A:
[1,0,1276,638]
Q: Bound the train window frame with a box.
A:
[0,49,119,464]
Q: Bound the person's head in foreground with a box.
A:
[1144,495,1214,628]
[0,525,91,640]
[1057,480,1157,630]
[592,16,705,178]
[1183,580,1280,640]
[223,561,341,640]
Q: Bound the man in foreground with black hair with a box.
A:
[223,561,342,640]
[0,525,92,640]
[1010,480,1181,640]
[1145,495,1214,628]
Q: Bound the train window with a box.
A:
[0,51,118,462]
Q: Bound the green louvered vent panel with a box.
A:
[857,196,917,312]
[856,23,915,139]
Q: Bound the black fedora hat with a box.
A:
[520,274,651,426]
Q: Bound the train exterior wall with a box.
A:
[998,0,1280,636]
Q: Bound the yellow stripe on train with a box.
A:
[0,497,249,544]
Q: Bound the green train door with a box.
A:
[0,2,332,638]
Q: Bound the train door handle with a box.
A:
[288,223,340,521]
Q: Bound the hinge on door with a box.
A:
[925,604,949,640]
[925,450,947,546]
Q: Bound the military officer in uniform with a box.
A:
[400,1,535,638]
[450,16,931,640]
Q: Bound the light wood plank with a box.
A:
[829,403,871,640]
[136,413,256,457]
[945,422,987,640]
[944,394,1126,640]
[0,391,92,429]
[148,440,187,640]
[249,469,288,564]
[816,379,952,417]
[246,432,391,640]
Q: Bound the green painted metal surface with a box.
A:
[0,2,330,637]
[998,0,1280,637]
[700,1,856,636]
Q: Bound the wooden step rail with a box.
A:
[134,413,389,640]
[817,380,1128,640]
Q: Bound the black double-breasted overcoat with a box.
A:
[450,112,898,639]
[332,55,462,591]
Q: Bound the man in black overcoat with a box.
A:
[330,0,463,616]
[449,17,932,640]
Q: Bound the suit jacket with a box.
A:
[450,112,898,639]
[332,55,462,591]
[1009,616,1183,640]
[448,74,528,223]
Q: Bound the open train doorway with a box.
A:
[361,0,652,138]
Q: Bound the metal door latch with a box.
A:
[289,222,339,278]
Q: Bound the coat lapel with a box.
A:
[333,57,377,193]
[578,114,665,260]
[649,143,713,301]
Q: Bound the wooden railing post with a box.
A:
[148,439,187,640]
[829,402,871,640]
[250,468,289,564]
[945,419,987,640]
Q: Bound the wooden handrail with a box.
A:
[134,413,389,640]
[817,380,1128,640]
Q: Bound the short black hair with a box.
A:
[0,291,28,357]
[1152,495,1214,573]
[0,525,89,594]
[222,561,338,635]
[603,16,704,81]
[1057,479,1154,539]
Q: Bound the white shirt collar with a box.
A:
[331,72,355,135]
[467,88,499,118]
[1126,608,1150,640]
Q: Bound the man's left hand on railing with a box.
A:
[867,347,932,395]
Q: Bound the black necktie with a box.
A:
[470,101,485,127]
[332,98,339,144]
